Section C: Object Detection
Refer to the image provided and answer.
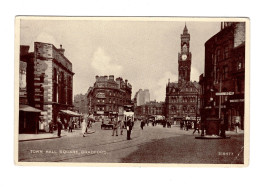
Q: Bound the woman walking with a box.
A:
[81,119,87,137]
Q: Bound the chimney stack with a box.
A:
[109,75,114,81]
[58,44,65,55]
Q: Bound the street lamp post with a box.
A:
[195,92,199,128]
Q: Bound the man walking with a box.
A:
[112,118,118,136]
[57,118,63,137]
[140,119,145,130]
[119,119,124,135]
[193,120,200,134]
[68,118,73,132]
[49,120,54,133]
[126,116,133,140]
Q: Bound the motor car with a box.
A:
[101,119,114,129]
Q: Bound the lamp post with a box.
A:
[218,78,222,119]
[195,92,199,128]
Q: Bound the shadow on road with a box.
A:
[121,134,244,164]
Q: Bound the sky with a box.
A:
[20,18,220,102]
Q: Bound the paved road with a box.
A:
[18,121,244,164]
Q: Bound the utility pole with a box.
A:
[195,92,199,123]
[218,79,222,119]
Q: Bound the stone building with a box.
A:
[86,75,132,117]
[135,100,165,119]
[165,24,200,122]
[19,42,74,133]
[200,22,245,130]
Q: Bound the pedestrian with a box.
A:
[167,120,171,128]
[126,116,133,140]
[49,120,54,133]
[87,119,91,128]
[162,120,166,128]
[118,119,124,135]
[68,118,73,132]
[180,120,184,130]
[140,119,145,130]
[193,120,200,134]
[81,119,87,137]
[235,120,240,133]
[186,121,190,131]
[57,118,63,137]
[112,118,119,136]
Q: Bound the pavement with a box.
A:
[19,123,244,142]
[19,128,95,142]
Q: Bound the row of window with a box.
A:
[96,98,127,104]
[213,65,229,83]
[96,106,119,111]
[170,105,196,113]
[53,68,72,88]
[169,96,197,103]
[96,90,129,98]
[216,45,230,62]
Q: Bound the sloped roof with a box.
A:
[168,80,200,92]
[179,81,200,92]
[19,105,42,113]
[60,110,82,117]
[168,82,179,88]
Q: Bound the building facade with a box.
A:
[19,42,74,133]
[74,93,88,114]
[200,22,245,130]
[165,24,200,121]
[134,89,150,106]
[87,75,132,117]
[135,101,165,119]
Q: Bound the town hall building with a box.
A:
[165,24,200,122]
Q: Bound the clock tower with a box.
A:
[178,24,192,82]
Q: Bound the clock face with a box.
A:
[182,54,187,61]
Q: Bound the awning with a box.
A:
[19,105,42,113]
[60,110,82,117]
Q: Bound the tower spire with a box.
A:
[183,22,188,34]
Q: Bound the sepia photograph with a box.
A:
[15,17,249,166]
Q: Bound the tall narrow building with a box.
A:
[178,24,192,82]
[165,24,200,122]
[135,89,150,106]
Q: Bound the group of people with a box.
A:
[48,118,81,135]
[140,119,171,129]
[109,116,134,140]
[180,119,201,134]
[48,118,63,137]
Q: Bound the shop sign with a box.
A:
[230,99,244,103]
[216,92,234,96]
[96,92,106,98]
[97,111,104,114]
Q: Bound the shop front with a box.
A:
[19,105,42,134]
[227,95,244,130]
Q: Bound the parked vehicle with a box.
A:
[101,119,114,129]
